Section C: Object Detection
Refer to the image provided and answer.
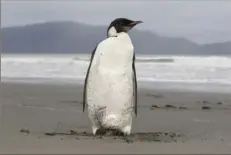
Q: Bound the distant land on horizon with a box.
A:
[2,21,231,55]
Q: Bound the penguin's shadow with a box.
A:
[43,129,186,143]
[95,128,125,136]
[44,129,125,137]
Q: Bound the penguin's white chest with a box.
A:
[96,33,134,70]
[87,33,135,129]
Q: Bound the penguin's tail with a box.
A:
[101,113,122,129]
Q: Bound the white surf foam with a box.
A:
[1,54,231,85]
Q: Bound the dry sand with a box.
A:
[1,81,231,154]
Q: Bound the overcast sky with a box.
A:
[2,0,231,44]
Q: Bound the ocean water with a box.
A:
[1,54,231,91]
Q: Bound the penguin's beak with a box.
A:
[129,20,143,26]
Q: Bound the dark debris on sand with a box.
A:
[20,128,30,134]
[217,102,223,105]
[151,104,159,109]
[165,104,177,109]
[202,106,212,110]
[44,132,56,136]
[179,106,189,109]
[151,104,189,110]
[202,100,223,106]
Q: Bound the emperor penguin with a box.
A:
[83,18,143,136]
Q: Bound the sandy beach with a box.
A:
[1,80,231,154]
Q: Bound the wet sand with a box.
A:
[1,81,231,153]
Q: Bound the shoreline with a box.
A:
[2,77,231,93]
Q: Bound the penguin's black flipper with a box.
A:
[132,52,138,116]
[83,46,97,112]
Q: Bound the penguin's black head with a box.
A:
[107,18,143,37]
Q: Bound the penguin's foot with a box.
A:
[121,125,131,136]
[92,126,100,136]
